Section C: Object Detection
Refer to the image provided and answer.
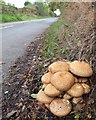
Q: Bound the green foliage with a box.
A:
[31,94,37,99]
[24,1,31,6]
[41,20,68,59]
[48,2,61,11]
[0,0,5,5]
[34,2,49,16]
[0,13,50,23]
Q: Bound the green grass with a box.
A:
[41,19,69,59]
[0,14,50,23]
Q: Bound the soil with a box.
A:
[2,31,96,120]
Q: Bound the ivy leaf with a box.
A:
[31,94,37,99]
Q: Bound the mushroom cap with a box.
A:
[72,97,83,104]
[36,89,54,104]
[81,83,91,94]
[41,72,53,84]
[67,83,84,97]
[74,77,78,83]
[69,61,93,77]
[51,71,75,91]
[45,103,50,109]
[42,84,48,89]
[50,98,72,117]
[44,84,61,97]
[48,61,69,74]
[63,93,72,100]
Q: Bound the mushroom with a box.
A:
[72,97,83,104]
[36,89,54,104]
[74,77,78,83]
[81,83,91,94]
[67,83,84,97]
[51,71,75,91]
[48,61,69,73]
[63,93,72,100]
[41,72,53,84]
[50,98,72,117]
[45,103,50,109]
[42,84,48,89]
[44,84,61,97]
[69,61,93,77]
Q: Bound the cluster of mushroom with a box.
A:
[36,61,93,117]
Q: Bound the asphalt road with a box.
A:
[0,17,58,77]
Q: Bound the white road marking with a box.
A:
[0,25,14,30]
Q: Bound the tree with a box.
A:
[24,1,31,6]
[34,2,49,16]
[48,2,61,11]
[0,0,5,5]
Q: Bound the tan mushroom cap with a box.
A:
[67,83,84,97]
[44,84,61,97]
[45,103,50,109]
[63,93,72,100]
[51,71,75,91]
[50,98,72,117]
[72,97,83,104]
[69,61,93,77]
[48,61,69,74]
[42,84,48,89]
[41,72,53,84]
[37,89,54,104]
[74,77,78,83]
[81,83,91,94]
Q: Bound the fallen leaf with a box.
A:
[7,110,17,118]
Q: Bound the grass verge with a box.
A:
[41,19,69,60]
[0,14,50,23]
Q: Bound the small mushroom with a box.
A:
[44,84,61,97]
[69,61,93,77]
[41,72,53,84]
[51,71,75,91]
[63,93,72,100]
[67,83,84,97]
[36,89,54,104]
[50,98,72,117]
[48,61,69,73]
[81,83,91,94]
[72,97,83,104]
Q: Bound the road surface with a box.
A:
[0,18,58,77]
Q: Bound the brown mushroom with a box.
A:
[45,103,50,109]
[36,89,54,104]
[42,84,48,89]
[51,71,75,91]
[48,61,69,73]
[41,72,53,84]
[72,97,83,104]
[69,61,93,77]
[81,83,91,94]
[50,98,72,117]
[63,93,72,100]
[74,77,78,83]
[44,84,61,97]
[67,83,84,97]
